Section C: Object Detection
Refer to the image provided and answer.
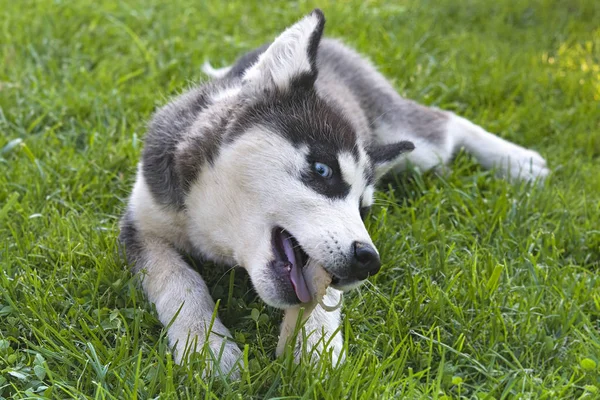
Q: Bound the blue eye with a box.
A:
[314,162,333,178]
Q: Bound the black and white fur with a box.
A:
[120,9,548,377]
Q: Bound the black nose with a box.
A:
[350,241,381,281]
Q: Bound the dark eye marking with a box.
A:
[301,153,350,199]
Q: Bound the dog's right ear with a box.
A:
[243,9,325,91]
[368,141,416,179]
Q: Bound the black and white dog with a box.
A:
[119,9,548,376]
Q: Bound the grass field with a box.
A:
[1,0,600,398]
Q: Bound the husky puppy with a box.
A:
[119,9,548,376]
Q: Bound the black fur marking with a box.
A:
[224,43,271,79]
[227,88,357,199]
[359,205,371,221]
[290,72,319,91]
[296,8,326,89]
[118,209,145,272]
[364,164,375,185]
[175,116,226,193]
[307,9,325,72]
[368,141,415,165]
[142,85,221,209]
[228,89,357,149]
[288,9,325,90]
[302,152,350,199]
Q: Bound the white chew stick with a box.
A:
[307,261,343,311]
[305,259,332,303]
[276,260,341,356]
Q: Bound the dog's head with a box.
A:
[186,10,414,308]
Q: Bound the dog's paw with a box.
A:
[172,331,243,379]
[204,336,243,379]
[493,143,549,183]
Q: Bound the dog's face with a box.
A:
[185,10,413,308]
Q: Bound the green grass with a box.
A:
[1,0,599,398]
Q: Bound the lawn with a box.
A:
[1,0,599,398]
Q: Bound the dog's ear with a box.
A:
[243,9,325,91]
[368,141,415,178]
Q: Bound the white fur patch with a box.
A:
[129,166,190,250]
[185,126,309,269]
[202,61,232,79]
[211,85,241,103]
[338,152,362,189]
[338,150,373,204]
[362,185,375,207]
[243,12,321,90]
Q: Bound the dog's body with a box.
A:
[120,10,548,376]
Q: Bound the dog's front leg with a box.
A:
[276,287,345,365]
[120,224,242,377]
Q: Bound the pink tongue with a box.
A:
[282,233,312,303]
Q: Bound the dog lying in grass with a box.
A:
[119,9,548,377]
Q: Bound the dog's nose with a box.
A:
[350,241,381,280]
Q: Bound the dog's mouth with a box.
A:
[271,227,314,303]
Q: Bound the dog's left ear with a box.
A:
[368,141,415,178]
[243,9,325,91]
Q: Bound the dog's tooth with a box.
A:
[282,262,292,272]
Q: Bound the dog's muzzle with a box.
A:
[330,241,381,289]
